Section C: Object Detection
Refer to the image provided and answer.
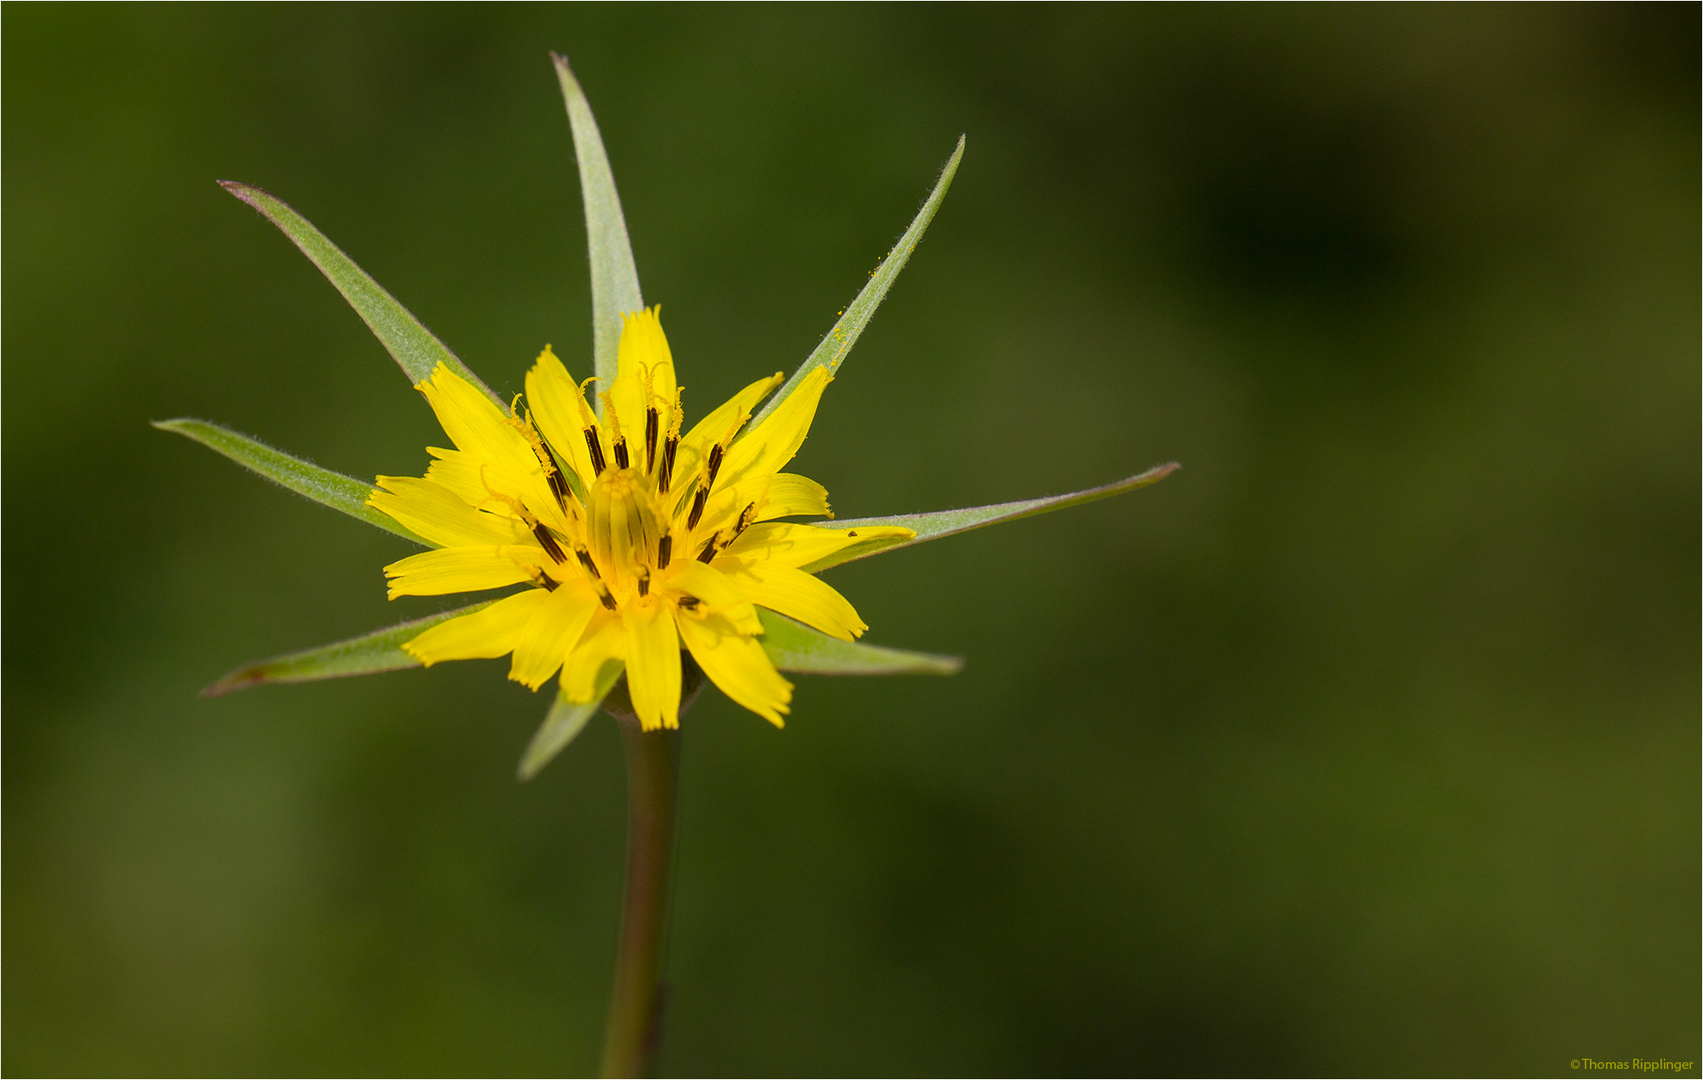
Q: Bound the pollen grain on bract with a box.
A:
[364,306,913,733]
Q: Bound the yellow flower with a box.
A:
[160,59,1178,1075]
[162,56,1173,779]
[367,308,912,731]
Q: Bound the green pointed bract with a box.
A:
[553,53,644,402]
[201,601,494,697]
[180,72,1182,783]
[517,663,624,781]
[746,136,966,433]
[798,462,1181,573]
[154,418,433,547]
[219,181,503,406]
[756,610,961,676]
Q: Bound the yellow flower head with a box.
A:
[169,62,1171,777]
[366,307,912,731]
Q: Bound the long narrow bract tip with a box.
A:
[201,669,270,698]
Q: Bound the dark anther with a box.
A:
[575,547,602,579]
[526,439,572,511]
[657,535,673,569]
[736,502,756,535]
[597,585,618,612]
[613,438,630,470]
[706,443,725,487]
[686,486,709,531]
[536,569,560,592]
[696,533,720,563]
[545,467,570,508]
[659,437,678,494]
[676,595,700,612]
[584,428,607,476]
[637,568,650,597]
[532,522,567,564]
[645,408,659,473]
[847,530,858,537]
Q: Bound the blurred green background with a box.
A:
[5,5,1697,1075]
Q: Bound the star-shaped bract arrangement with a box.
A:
[157,56,1177,778]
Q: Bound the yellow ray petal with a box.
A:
[420,446,488,507]
[403,589,550,666]
[525,345,598,486]
[689,470,834,541]
[383,545,544,598]
[670,371,782,498]
[714,556,867,641]
[676,609,791,727]
[417,363,536,475]
[714,367,829,496]
[509,582,602,690]
[611,307,677,467]
[561,609,626,703]
[662,560,762,636]
[717,521,913,571]
[757,473,831,520]
[401,442,563,551]
[368,477,529,548]
[622,596,681,730]
[690,481,752,541]
[421,447,565,530]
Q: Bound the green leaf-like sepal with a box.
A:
[154,418,432,546]
[202,602,491,697]
[517,661,623,781]
[800,462,1180,573]
[552,54,644,398]
[746,136,966,432]
[219,181,503,405]
[757,609,961,676]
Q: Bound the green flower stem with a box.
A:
[602,717,681,1078]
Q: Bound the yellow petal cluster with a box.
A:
[367,307,912,730]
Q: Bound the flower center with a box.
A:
[585,467,668,597]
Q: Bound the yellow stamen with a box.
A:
[600,390,630,469]
[575,376,601,426]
